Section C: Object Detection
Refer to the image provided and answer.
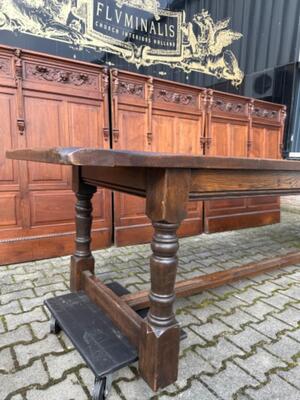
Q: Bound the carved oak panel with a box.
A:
[24,62,99,89]
[0,56,12,77]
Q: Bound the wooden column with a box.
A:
[70,167,97,292]
[139,168,190,391]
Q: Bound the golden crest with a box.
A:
[0,1,244,86]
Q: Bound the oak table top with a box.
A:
[7,146,300,170]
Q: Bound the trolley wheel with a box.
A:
[93,375,112,400]
[50,316,61,334]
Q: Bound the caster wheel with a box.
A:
[50,316,61,334]
[93,375,112,400]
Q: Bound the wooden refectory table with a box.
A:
[6,147,300,392]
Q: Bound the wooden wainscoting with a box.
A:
[0,47,112,265]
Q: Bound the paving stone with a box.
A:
[213,296,249,312]
[279,286,300,301]
[0,275,15,285]
[200,337,245,370]
[19,293,53,312]
[34,282,68,296]
[0,347,15,372]
[185,304,223,324]
[227,326,270,352]
[59,333,75,350]
[25,373,88,400]
[218,309,258,330]
[14,271,44,283]
[176,310,202,327]
[208,284,237,297]
[175,349,214,389]
[263,335,300,363]
[242,300,277,320]
[271,274,300,287]
[191,319,233,342]
[45,350,85,380]
[228,279,256,290]
[1,288,35,305]
[1,281,34,295]
[287,328,300,343]
[250,315,291,340]
[30,321,51,340]
[233,287,267,304]
[108,385,125,400]
[0,266,25,278]
[0,325,32,348]
[0,359,48,399]
[245,374,300,400]
[180,328,207,351]
[278,365,300,389]
[186,291,218,306]
[14,334,64,366]
[160,378,218,399]
[0,318,5,333]
[5,307,47,330]
[254,281,284,295]
[261,293,298,310]
[10,394,23,400]
[33,274,66,287]
[23,262,42,273]
[116,375,157,399]
[77,367,95,396]
[201,362,258,399]
[273,307,300,327]
[0,300,22,315]
[234,348,286,382]
[249,273,275,284]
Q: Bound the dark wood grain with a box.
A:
[139,221,181,391]
[191,170,300,191]
[7,147,300,170]
[0,46,111,265]
[121,251,300,311]
[70,167,96,292]
[82,271,142,348]
[139,168,190,391]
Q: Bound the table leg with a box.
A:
[70,168,97,292]
[139,221,180,391]
[139,168,190,391]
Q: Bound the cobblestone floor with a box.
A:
[1,203,300,399]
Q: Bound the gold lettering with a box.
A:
[149,21,156,35]
[96,2,104,16]
[157,23,164,36]
[169,25,175,38]
[125,13,134,29]
[115,9,122,24]
[140,18,148,33]
[106,5,112,21]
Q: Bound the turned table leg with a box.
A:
[70,167,97,292]
[139,168,191,391]
[139,221,181,391]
